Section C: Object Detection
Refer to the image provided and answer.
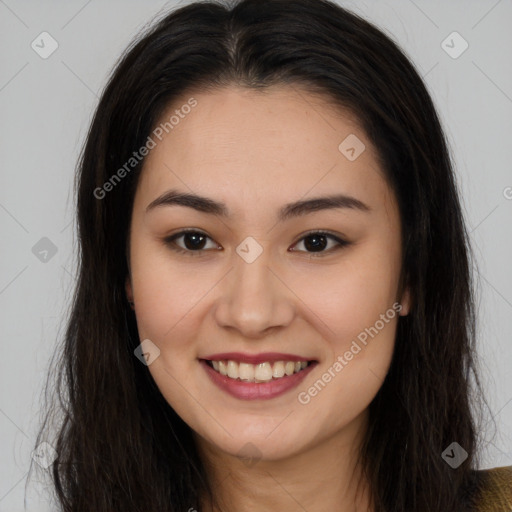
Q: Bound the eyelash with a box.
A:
[163,228,351,258]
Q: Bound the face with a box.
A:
[125,85,411,462]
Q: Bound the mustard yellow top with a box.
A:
[472,465,512,511]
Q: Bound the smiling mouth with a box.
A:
[204,359,315,383]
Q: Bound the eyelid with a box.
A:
[163,228,351,256]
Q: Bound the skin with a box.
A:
[125,85,411,512]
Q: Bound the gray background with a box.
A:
[1,0,511,509]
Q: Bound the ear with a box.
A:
[398,287,412,316]
[125,275,134,303]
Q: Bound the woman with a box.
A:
[33,0,512,510]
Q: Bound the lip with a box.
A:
[201,352,312,365]
[200,358,318,401]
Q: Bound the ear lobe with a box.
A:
[398,287,412,316]
[125,276,134,303]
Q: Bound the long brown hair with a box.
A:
[32,0,491,510]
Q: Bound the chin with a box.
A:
[196,425,309,462]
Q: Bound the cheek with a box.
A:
[290,241,401,344]
[128,244,216,359]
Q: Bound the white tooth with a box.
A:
[272,361,285,378]
[284,361,295,376]
[227,360,239,379]
[239,362,255,381]
[218,360,228,376]
[254,362,273,382]
[212,359,307,381]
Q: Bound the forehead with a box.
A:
[136,85,393,216]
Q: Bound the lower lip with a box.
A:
[200,359,317,401]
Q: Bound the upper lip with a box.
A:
[201,352,315,365]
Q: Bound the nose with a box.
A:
[213,248,295,338]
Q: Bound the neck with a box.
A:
[194,410,373,512]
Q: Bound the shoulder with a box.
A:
[469,465,512,512]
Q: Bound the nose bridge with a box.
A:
[214,242,294,336]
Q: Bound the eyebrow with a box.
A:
[145,188,371,221]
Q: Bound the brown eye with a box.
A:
[290,231,350,256]
[164,230,220,255]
